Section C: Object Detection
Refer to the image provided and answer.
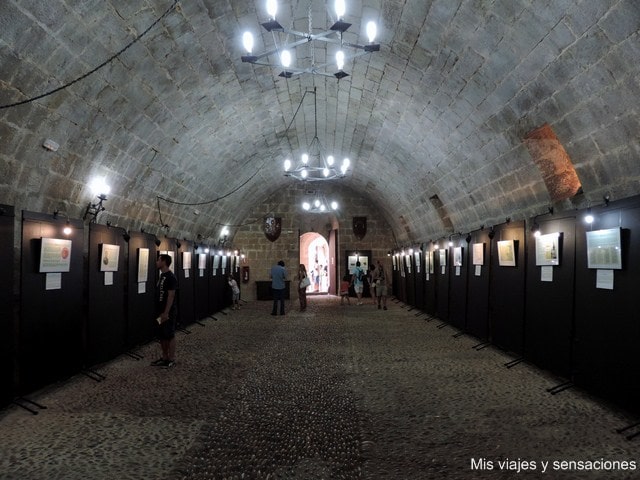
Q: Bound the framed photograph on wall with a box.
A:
[586,228,622,270]
[453,247,463,267]
[100,244,120,272]
[429,251,435,274]
[198,253,207,270]
[535,232,561,266]
[439,249,447,266]
[213,255,221,270]
[414,251,421,273]
[39,238,72,273]
[497,240,516,267]
[138,248,149,282]
[472,243,484,266]
[392,255,397,270]
[182,251,192,270]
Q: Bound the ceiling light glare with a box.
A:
[280,49,291,68]
[266,0,277,18]
[242,32,254,53]
[366,21,377,42]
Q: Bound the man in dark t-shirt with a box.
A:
[151,254,178,368]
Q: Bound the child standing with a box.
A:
[340,274,351,306]
[228,275,240,310]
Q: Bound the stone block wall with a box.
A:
[232,184,396,301]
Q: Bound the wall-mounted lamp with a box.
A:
[83,177,111,223]
[465,234,472,243]
[532,224,541,237]
[154,238,161,247]
[584,208,594,224]
[603,194,610,207]
[63,222,72,236]
[448,236,453,247]
[488,227,495,240]
[204,247,210,254]
[123,231,131,242]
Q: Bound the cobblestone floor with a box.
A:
[0,296,638,479]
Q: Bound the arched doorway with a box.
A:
[300,232,331,294]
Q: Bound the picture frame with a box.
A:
[198,253,207,270]
[100,244,120,272]
[429,251,435,274]
[535,232,561,266]
[182,251,192,270]
[453,247,463,267]
[39,238,72,273]
[137,248,149,282]
[414,251,421,274]
[586,228,622,270]
[497,239,516,267]
[472,243,484,266]
[439,249,447,267]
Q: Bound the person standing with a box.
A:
[270,260,287,316]
[151,254,178,368]
[228,275,240,310]
[340,274,351,306]
[297,264,309,311]
[351,260,365,306]
[369,264,377,305]
[373,260,388,310]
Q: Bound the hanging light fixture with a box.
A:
[283,87,351,181]
[241,0,380,80]
[301,191,339,213]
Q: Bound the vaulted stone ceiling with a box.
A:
[1,0,639,244]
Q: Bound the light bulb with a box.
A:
[320,204,326,211]
[533,230,541,237]
[266,0,277,18]
[284,159,291,171]
[218,250,223,255]
[302,202,310,210]
[335,0,346,18]
[585,214,594,224]
[448,241,453,247]
[336,50,345,70]
[331,201,338,210]
[409,249,414,255]
[221,227,229,236]
[242,32,254,53]
[63,226,72,235]
[327,155,334,166]
[301,153,309,164]
[280,49,291,68]
[89,177,110,196]
[204,248,210,253]
[342,157,350,169]
[366,21,377,43]
[323,168,329,177]
[314,199,321,208]
[340,165,347,175]
[301,169,308,179]
[234,250,238,255]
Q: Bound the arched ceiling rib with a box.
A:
[1,0,639,244]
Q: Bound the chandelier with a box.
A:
[301,190,339,213]
[283,87,350,181]
[241,0,380,79]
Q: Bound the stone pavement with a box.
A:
[0,296,638,479]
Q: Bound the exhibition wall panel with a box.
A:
[524,215,576,377]
[413,251,425,310]
[466,230,491,340]
[404,254,416,307]
[0,205,15,406]
[87,224,127,366]
[194,246,210,320]
[448,238,469,331]
[424,242,437,316]
[20,211,84,394]
[435,240,450,321]
[488,221,526,355]
[574,199,640,410]
[126,232,156,348]
[175,240,196,327]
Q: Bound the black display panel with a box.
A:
[0,205,15,406]
[86,223,127,366]
[424,242,438,316]
[194,246,210,320]
[466,230,491,340]
[126,232,156,349]
[175,240,196,327]
[448,238,468,331]
[435,240,450,321]
[19,211,84,394]
[488,221,526,354]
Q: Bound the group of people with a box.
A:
[340,260,387,309]
[150,254,389,369]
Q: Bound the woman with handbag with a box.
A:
[297,264,310,311]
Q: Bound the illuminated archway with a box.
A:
[300,232,330,294]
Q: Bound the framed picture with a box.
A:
[348,255,358,271]
[404,254,411,269]
[429,251,435,274]
[39,238,72,273]
[221,255,228,270]
[414,251,421,273]
[497,240,516,267]
[359,256,369,273]
[535,232,561,266]
[453,247,463,267]
[182,251,192,270]
[439,249,447,266]
[472,243,484,266]
[138,248,149,282]
[198,253,207,270]
[586,228,622,270]
[213,255,221,270]
[392,255,397,270]
[100,244,120,272]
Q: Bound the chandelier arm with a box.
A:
[252,36,312,61]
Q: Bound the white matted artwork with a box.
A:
[213,255,221,270]
[453,247,463,267]
[472,243,484,266]
[100,244,120,272]
[198,253,207,270]
[39,238,72,273]
[535,232,560,266]
[182,251,192,270]
[586,228,622,270]
[414,251,421,273]
[359,256,369,273]
[497,240,516,267]
[348,255,358,271]
[138,248,149,282]
[392,255,397,270]
[429,251,435,274]
[439,249,447,266]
